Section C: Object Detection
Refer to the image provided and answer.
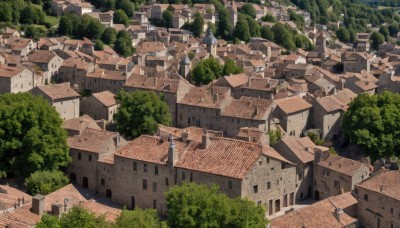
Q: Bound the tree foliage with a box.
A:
[162,10,173,28]
[191,57,243,85]
[190,12,204,37]
[343,92,400,161]
[271,22,295,50]
[0,93,70,178]
[217,8,232,40]
[233,19,251,42]
[370,31,385,50]
[166,182,268,228]
[25,170,69,195]
[239,3,256,18]
[115,208,167,228]
[114,90,171,138]
[114,9,130,27]
[336,27,350,43]
[114,30,134,57]
[101,27,117,45]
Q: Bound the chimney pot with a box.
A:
[201,129,210,149]
[32,194,46,215]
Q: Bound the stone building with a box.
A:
[274,136,328,200]
[32,82,80,120]
[274,96,312,137]
[355,170,400,228]
[51,0,94,16]
[313,150,370,200]
[80,91,118,123]
[343,52,373,73]
[85,68,131,94]
[270,192,358,227]
[67,125,297,217]
[28,50,64,83]
[0,64,36,94]
[58,58,94,92]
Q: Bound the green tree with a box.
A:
[272,22,295,50]
[36,214,61,228]
[114,90,171,138]
[25,25,39,41]
[261,13,275,22]
[233,19,251,42]
[218,8,232,40]
[86,20,105,40]
[59,206,110,228]
[343,92,400,161]
[260,25,274,41]
[222,59,244,76]
[379,26,390,41]
[115,208,167,228]
[336,27,350,43]
[162,10,173,28]
[191,62,215,85]
[58,16,73,36]
[114,30,134,57]
[370,31,385,50]
[20,4,39,24]
[114,9,130,27]
[191,12,204,37]
[25,170,69,195]
[0,93,70,178]
[166,182,268,228]
[245,15,261,38]
[0,3,13,23]
[101,27,117,45]
[240,3,256,18]
[94,39,104,50]
[118,0,134,18]
[208,22,217,36]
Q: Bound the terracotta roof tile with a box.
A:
[222,96,273,120]
[356,170,400,201]
[318,154,367,176]
[36,82,80,100]
[275,96,312,114]
[92,91,116,107]
[67,128,119,153]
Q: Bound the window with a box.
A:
[88,155,92,161]
[154,166,159,175]
[166,178,169,186]
[182,172,186,181]
[228,180,233,189]
[267,158,270,163]
[133,162,137,171]
[78,153,81,160]
[391,208,393,214]
[101,178,105,186]
[153,200,157,209]
[190,172,193,182]
[153,182,157,192]
[144,164,148,172]
[143,179,147,190]
[323,169,330,176]
[253,185,258,193]
[267,182,271,189]
[277,179,279,185]
[364,194,368,201]
[334,181,340,188]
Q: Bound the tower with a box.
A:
[316,32,327,59]
[228,1,238,30]
[179,54,191,80]
[202,28,217,56]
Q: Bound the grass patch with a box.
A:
[45,16,60,26]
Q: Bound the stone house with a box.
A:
[150,4,170,19]
[274,96,312,137]
[342,71,378,95]
[80,91,118,123]
[58,58,94,92]
[85,68,130,94]
[313,150,370,200]
[32,82,80,120]
[355,171,400,228]
[305,89,357,141]
[28,50,64,83]
[270,192,358,227]
[93,130,296,216]
[66,127,126,190]
[274,136,328,200]
[284,64,312,80]
[6,38,36,57]
[62,114,102,137]
[0,65,36,94]
[343,52,373,73]
[51,0,94,16]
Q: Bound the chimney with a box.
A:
[51,203,64,217]
[181,130,189,143]
[168,135,178,168]
[64,198,70,212]
[334,208,344,221]
[248,76,252,87]
[213,93,219,103]
[31,194,46,215]
[201,129,210,149]
[22,197,25,205]
[18,198,23,207]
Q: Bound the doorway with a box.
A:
[83,177,88,188]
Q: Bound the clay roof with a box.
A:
[0,64,25,78]
[124,74,190,94]
[29,50,58,63]
[316,89,357,112]
[275,96,312,114]
[178,85,231,109]
[67,128,118,153]
[157,125,222,142]
[356,170,400,201]
[92,91,116,107]
[86,68,127,81]
[36,82,80,101]
[278,136,323,164]
[222,96,273,120]
[223,73,248,87]
[0,185,31,211]
[270,192,358,228]
[62,115,101,133]
[318,154,367,177]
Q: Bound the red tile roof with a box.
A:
[275,96,312,114]
[356,170,400,201]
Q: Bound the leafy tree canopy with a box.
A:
[115,208,167,228]
[370,31,385,50]
[343,92,400,161]
[191,57,243,85]
[166,182,268,228]
[114,9,130,27]
[114,90,171,138]
[0,93,70,178]
[239,3,256,18]
[25,170,69,195]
